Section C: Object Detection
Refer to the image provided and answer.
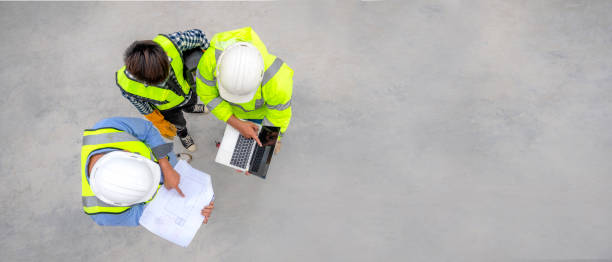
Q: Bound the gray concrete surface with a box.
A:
[1,1,611,261]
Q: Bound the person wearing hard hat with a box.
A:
[116,29,210,152]
[196,27,293,154]
[81,117,214,226]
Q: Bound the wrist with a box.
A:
[227,115,244,130]
[158,157,171,170]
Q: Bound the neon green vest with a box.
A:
[81,127,160,215]
[116,35,192,111]
[196,27,293,132]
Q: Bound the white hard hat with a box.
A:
[216,42,264,104]
[89,151,161,206]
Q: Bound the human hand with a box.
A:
[236,121,262,147]
[227,116,263,146]
[235,169,251,176]
[274,140,282,154]
[202,201,214,224]
[162,166,185,197]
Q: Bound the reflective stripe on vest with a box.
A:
[81,128,160,215]
[196,68,216,86]
[266,99,292,111]
[206,97,224,111]
[227,99,266,112]
[83,132,143,145]
[115,35,191,111]
[261,58,283,87]
[83,196,117,208]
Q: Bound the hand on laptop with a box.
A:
[227,116,263,147]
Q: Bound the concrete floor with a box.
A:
[1,1,612,261]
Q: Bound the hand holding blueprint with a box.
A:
[139,160,214,247]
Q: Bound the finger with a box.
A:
[245,171,251,176]
[175,186,185,197]
[236,169,243,173]
[203,217,208,224]
[253,135,263,147]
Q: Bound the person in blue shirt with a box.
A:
[81,117,213,226]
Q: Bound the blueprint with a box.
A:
[139,160,214,247]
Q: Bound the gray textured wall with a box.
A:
[1,1,611,261]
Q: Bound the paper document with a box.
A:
[139,160,214,247]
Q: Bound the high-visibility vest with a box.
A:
[81,127,160,215]
[195,27,293,133]
[116,35,192,111]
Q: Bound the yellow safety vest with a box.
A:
[195,27,294,133]
[81,127,161,215]
[116,35,192,111]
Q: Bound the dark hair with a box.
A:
[124,40,170,84]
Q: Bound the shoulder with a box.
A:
[197,48,218,71]
[92,117,148,130]
[263,60,293,103]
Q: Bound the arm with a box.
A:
[167,29,210,52]
[120,90,154,115]
[263,68,293,134]
[158,157,184,197]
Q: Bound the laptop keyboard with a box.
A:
[230,134,255,169]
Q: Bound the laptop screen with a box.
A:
[248,126,280,178]
[260,126,280,147]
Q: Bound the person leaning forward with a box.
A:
[81,117,213,226]
[196,27,293,155]
[116,29,210,152]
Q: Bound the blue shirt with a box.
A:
[85,117,177,226]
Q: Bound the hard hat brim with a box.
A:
[217,78,258,104]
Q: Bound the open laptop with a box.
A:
[215,123,280,179]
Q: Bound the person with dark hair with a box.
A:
[116,29,210,152]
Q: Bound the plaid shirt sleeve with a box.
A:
[120,89,154,115]
[167,29,210,52]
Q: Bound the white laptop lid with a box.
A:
[214,124,241,169]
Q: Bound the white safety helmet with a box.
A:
[89,151,161,206]
[216,42,265,104]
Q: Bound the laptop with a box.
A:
[215,123,280,179]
